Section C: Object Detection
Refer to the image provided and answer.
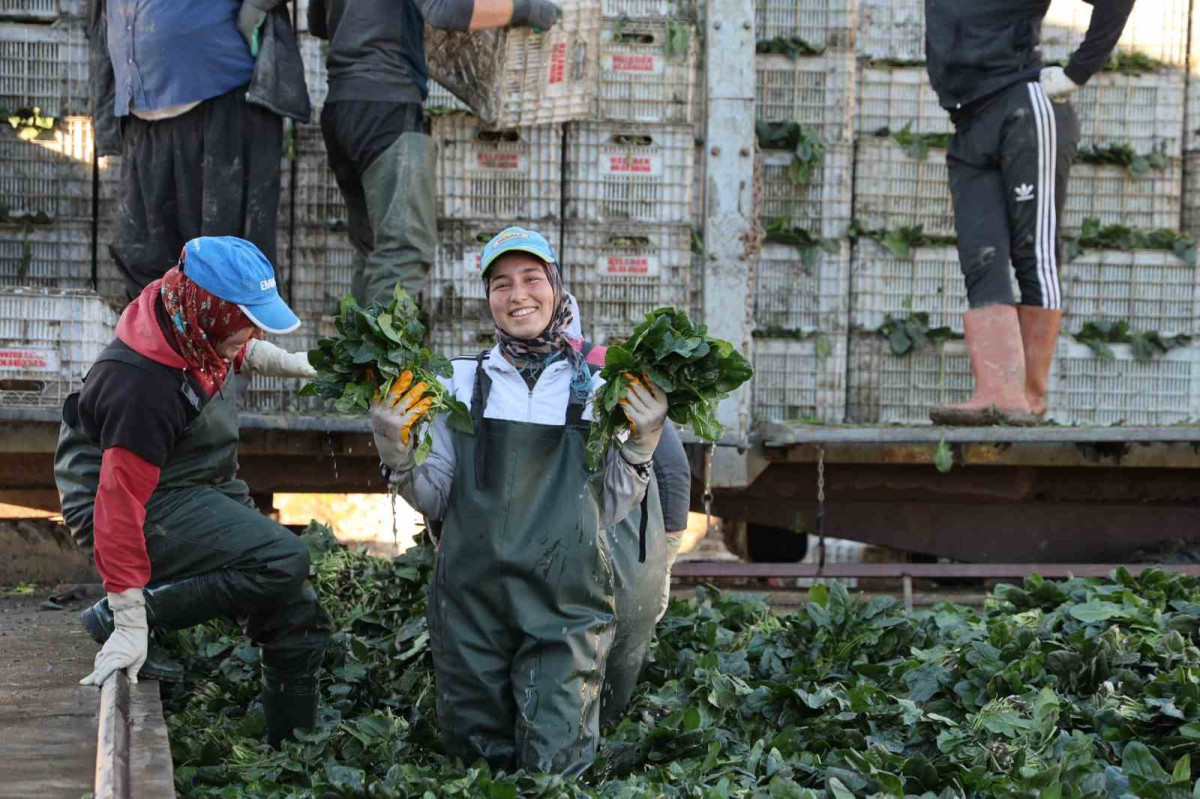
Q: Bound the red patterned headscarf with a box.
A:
[159,261,254,397]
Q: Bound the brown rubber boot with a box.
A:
[930,304,1038,426]
[1017,305,1062,419]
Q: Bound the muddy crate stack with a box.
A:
[847,0,1199,425]
[747,0,855,425]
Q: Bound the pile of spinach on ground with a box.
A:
[162,527,1200,797]
[584,307,754,468]
[300,286,473,461]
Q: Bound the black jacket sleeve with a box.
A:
[307,0,328,38]
[1063,0,1137,86]
[651,422,692,533]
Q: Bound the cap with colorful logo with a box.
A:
[479,227,558,281]
[180,236,300,334]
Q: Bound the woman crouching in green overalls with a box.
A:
[371,227,668,777]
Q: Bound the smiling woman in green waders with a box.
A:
[371,226,669,777]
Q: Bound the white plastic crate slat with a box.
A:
[1050,338,1200,425]
[0,221,90,288]
[1073,71,1185,157]
[436,117,562,221]
[425,81,471,113]
[855,0,922,62]
[754,239,850,333]
[0,116,93,221]
[691,142,705,229]
[290,226,356,316]
[855,66,949,137]
[1065,160,1182,233]
[297,33,326,115]
[431,219,563,331]
[850,241,968,334]
[565,122,694,224]
[755,53,855,144]
[292,125,347,229]
[595,19,697,125]
[561,222,692,341]
[0,21,88,117]
[602,0,694,19]
[794,534,866,588]
[690,46,704,139]
[429,319,496,357]
[755,0,856,52]
[0,0,81,22]
[1060,249,1200,335]
[242,314,335,415]
[1041,0,1190,69]
[1190,0,1200,150]
[752,335,848,424]
[757,143,852,239]
[1183,152,1200,241]
[0,288,116,408]
[846,331,973,424]
[851,137,953,238]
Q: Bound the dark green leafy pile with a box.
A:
[1043,50,1164,75]
[756,122,826,186]
[873,123,952,161]
[1075,144,1169,177]
[300,286,473,461]
[1073,320,1193,362]
[165,533,1200,798]
[755,36,826,58]
[762,218,840,268]
[664,20,690,59]
[847,222,959,260]
[878,312,963,357]
[585,307,754,468]
[1068,217,1198,265]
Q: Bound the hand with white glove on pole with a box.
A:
[80,588,148,686]
[618,373,669,465]
[242,338,318,379]
[371,371,435,473]
[1038,66,1079,100]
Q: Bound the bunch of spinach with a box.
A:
[847,221,958,259]
[300,287,473,462]
[755,36,826,58]
[756,121,826,186]
[585,307,754,468]
[878,311,962,357]
[1068,217,1198,265]
[1073,320,1193,361]
[873,123,952,161]
[1075,144,1169,177]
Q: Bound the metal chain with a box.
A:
[703,442,716,537]
[816,446,826,570]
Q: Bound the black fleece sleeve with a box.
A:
[78,361,191,468]
[1063,0,1136,86]
[307,0,328,38]
[651,422,692,533]
[414,0,477,30]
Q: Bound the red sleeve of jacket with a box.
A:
[93,446,160,593]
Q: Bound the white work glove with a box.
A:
[80,588,148,687]
[1039,66,1079,100]
[618,373,669,465]
[243,338,317,379]
[371,371,434,473]
[236,0,269,55]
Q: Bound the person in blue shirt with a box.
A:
[87,0,312,300]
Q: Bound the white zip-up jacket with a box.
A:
[393,344,650,528]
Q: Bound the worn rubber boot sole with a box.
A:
[995,409,1041,427]
[80,605,186,683]
[928,405,1000,426]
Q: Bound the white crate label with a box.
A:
[0,347,60,372]
[547,42,568,85]
[602,53,664,75]
[597,254,660,277]
[600,154,662,176]
[470,148,527,171]
[463,251,484,274]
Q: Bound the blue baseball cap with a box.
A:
[479,227,558,281]
[180,236,300,334]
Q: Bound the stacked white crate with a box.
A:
[748,0,855,423]
[1184,0,1200,241]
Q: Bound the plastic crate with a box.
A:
[428,318,496,357]
[595,19,697,125]
[757,143,852,239]
[1041,0,1189,69]
[297,33,326,115]
[754,52,855,145]
[1073,70,1185,157]
[434,116,562,221]
[0,20,88,117]
[846,331,973,424]
[850,240,971,334]
[0,220,90,288]
[425,0,601,129]
[1183,152,1200,243]
[754,239,850,333]
[855,0,922,63]
[292,125,347,229]
[602,0,694,19]
[290,226,356,316]
[425,81,471,113]
[855,66,950,137]
[692,141,705,229]
[755,0,856,52]
[0,115,93,221]
[1064,159,1182,235]
[795,534,867,588]
[241,313,335,415]
[0,0,82,22]
[560,221,692,340]
[0,288,116,408]
[1060,248,1200,335]
[565,122,694,224]
[851,136,953,239]
[1049,338,1200,425]
[431,219,562,329]
[752,335,848,424]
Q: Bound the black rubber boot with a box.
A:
[80,601,186,683]
[261,670,320,749]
